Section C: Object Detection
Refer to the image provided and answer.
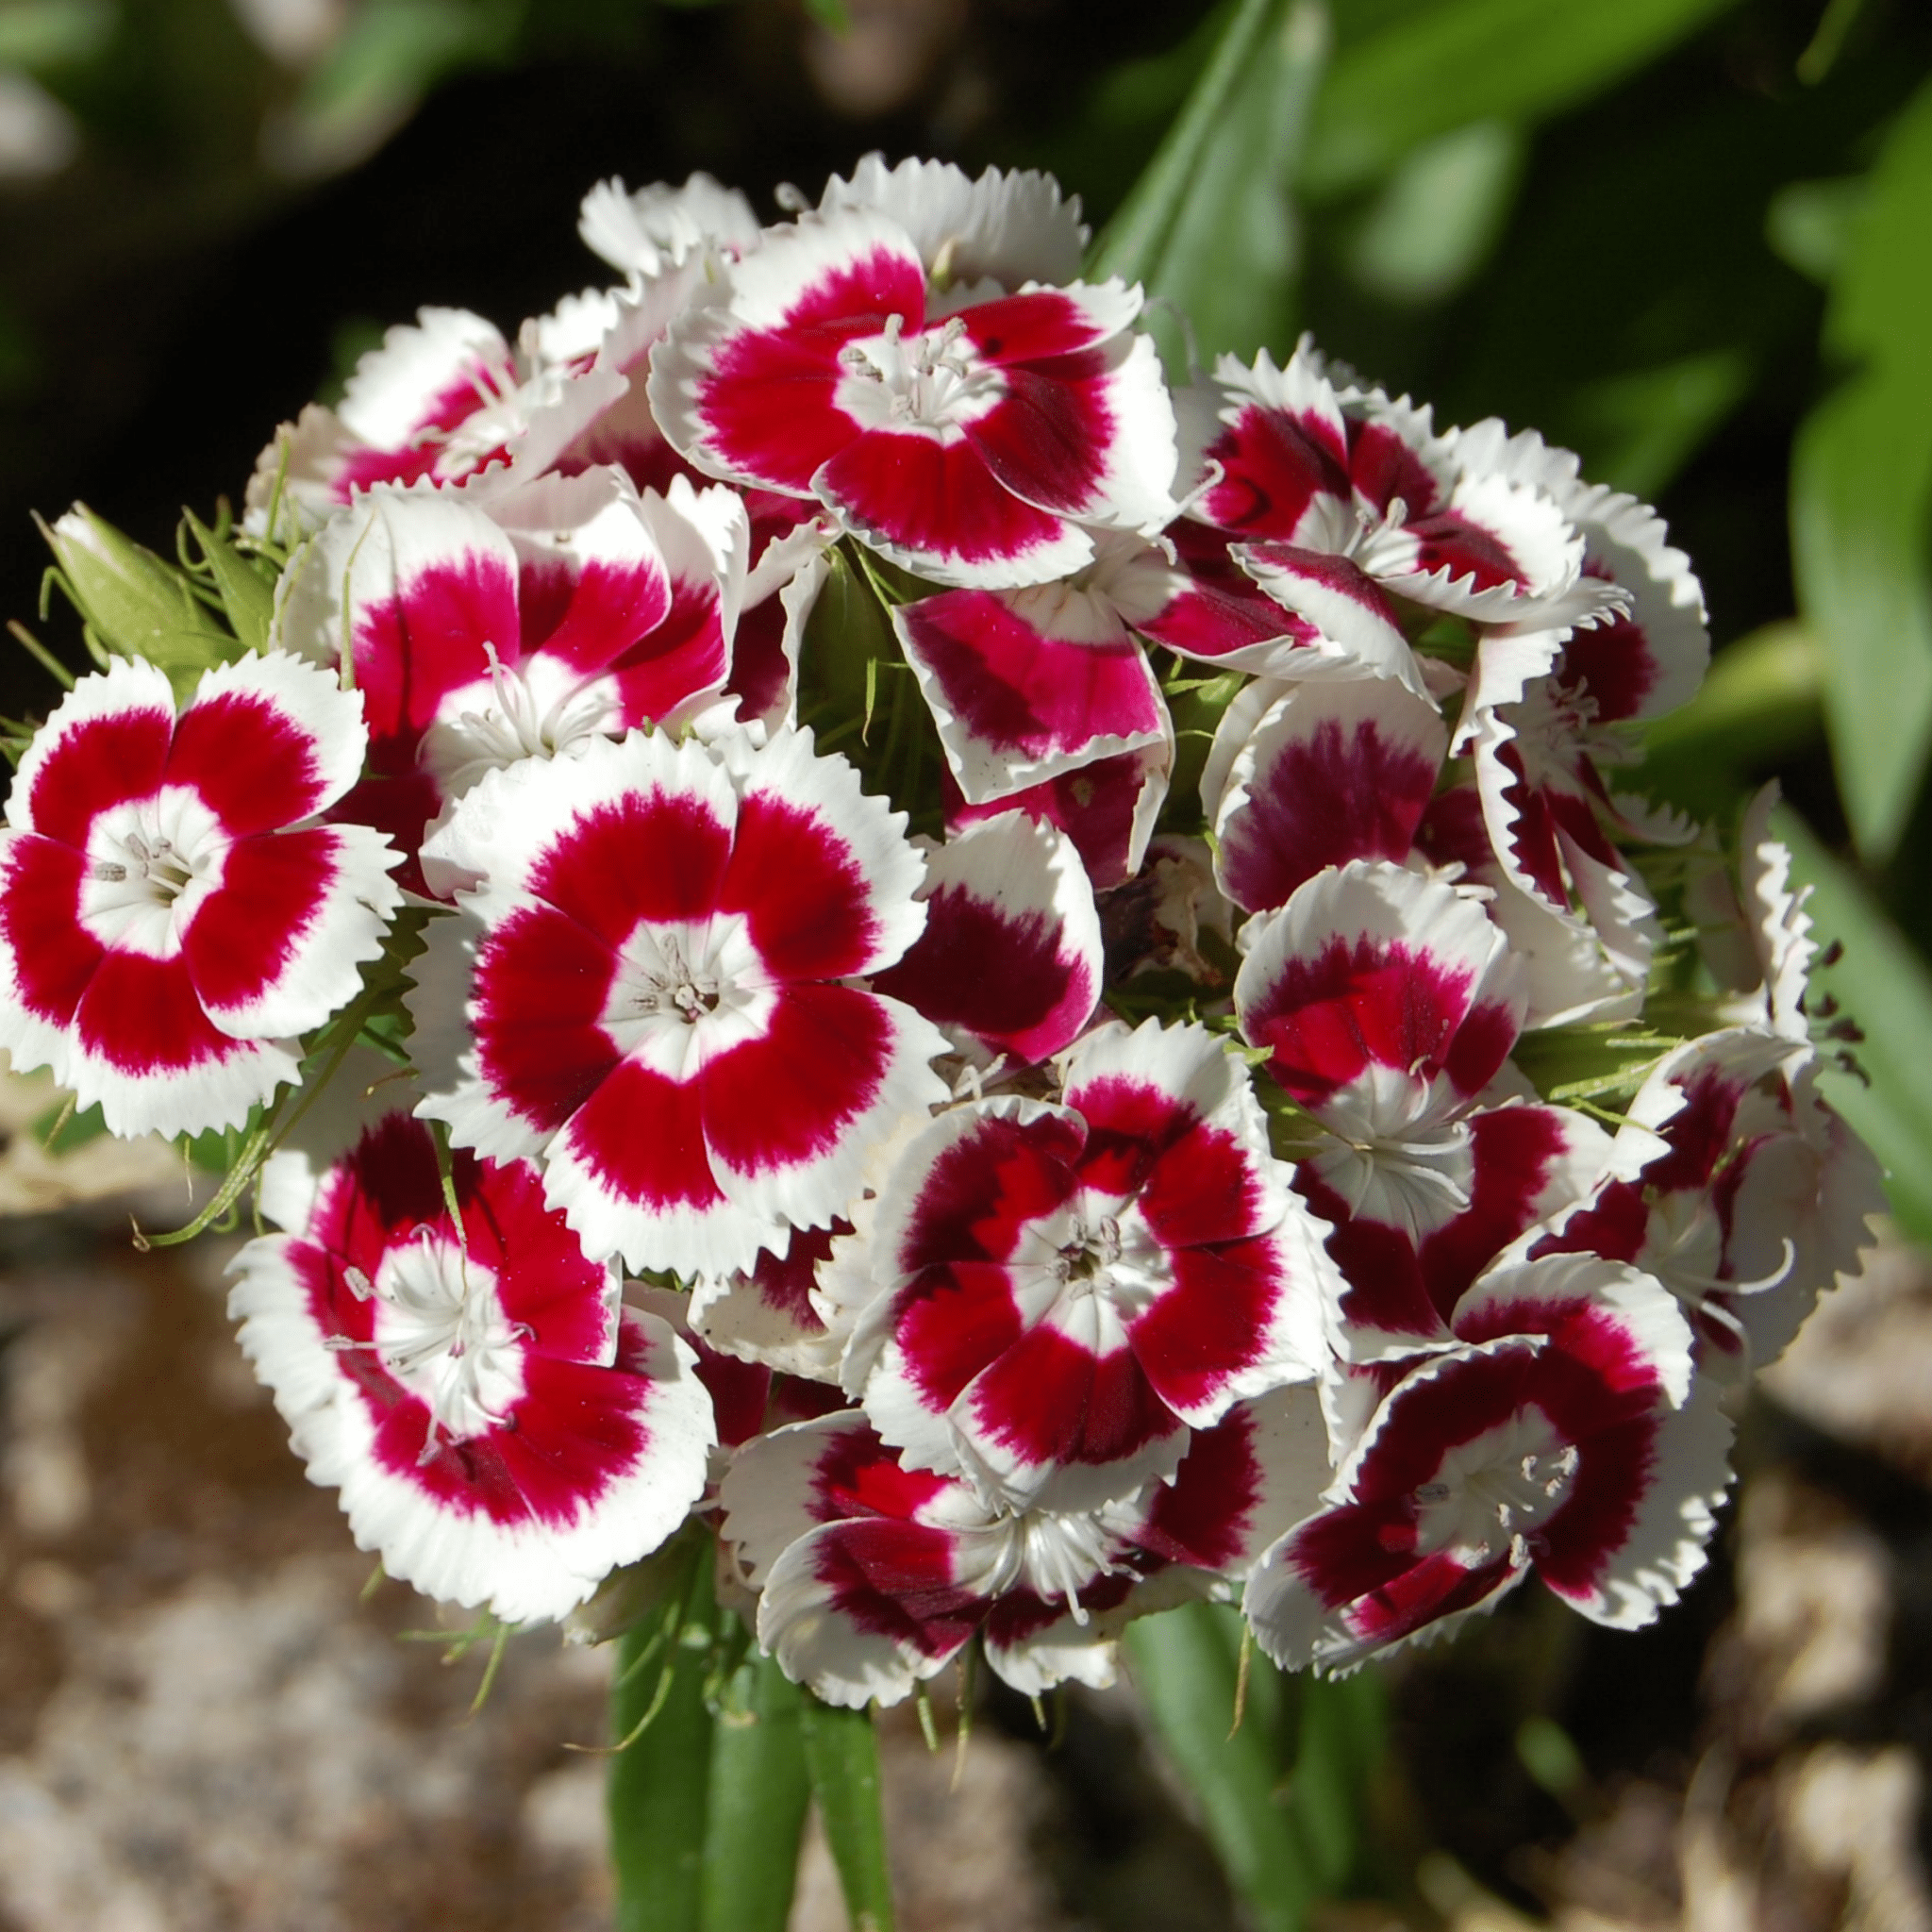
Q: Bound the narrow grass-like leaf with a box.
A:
[1778,807,1932,1241]
[1127,1602,1317,1932]
[1793,75,1932,863]
[1089,0,1327,365]
[1304,0,1742,200]
[183,509,276,654]
[701,1652,809,1932]
[609,1554,718,1932]
[799,1694,894,1932]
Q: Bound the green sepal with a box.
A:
[1510,1023,1684,1109]
[40,504,242,700]
[182,508,278,655]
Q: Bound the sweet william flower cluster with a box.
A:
[0,156,1884,1700]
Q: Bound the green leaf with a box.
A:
[702,1650,810,1932]
[0,0,115,70]
[182,510,275,654]
[1765,176,1866,288]
[1126,1602,1318,1932]
[608,1550,718,1932]
[1792,75,1932,863]
[798,1694,894,1932]
[1778,807,1932,1240]
[1089,0,1329,366]
[1560,348,1753,502]
[1304,0,1743,201]
[1342,118,1524,306]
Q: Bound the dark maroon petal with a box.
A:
[1346,419,1443,522]
[807,1413,958,1524]
[896,1112,1085,1275]
[1195,404,1350,538]
[699,984,892,1181]
[1216,692,1442,913]
[166,690,328,835]
[898,588,1162,784]
[1298,1166,1445,1346]
[958,289,1119,366]
[870,872,1096,1069]
[1127,1239,1282,1419]
[889,1261,1031,1429]
[963,358,1115,518]
[1535,1410,1659,1598]
[561,1056,725,1214]
[695,325,859,493]
[811,1518,985,1659]
[1133,1405,1266,1571]
[715,790,880,982]
[1244,936,1476,1107]
[526,790,734,947]
[607,577,727,728]
[2,836,99,1025]
[1135,1118,1267,1248]
[517,551,673,676]
[817,430,1075,579]
[72,948,234,1074]
[963,1324,1184,1479]
[351,553,518,766]
[471,904,621,1136]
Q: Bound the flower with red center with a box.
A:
[228,1110,714,1624]
[1177,342,1609,685]
[1233,862,1615,1357]
[0,652,402,1138]
[720,1390,1328,1707]
[271,469,747,895]
[416,724,950,1282]
[647,205,1177,589]
[1244,1254,1734,1674]
[1531,1027,1883,1381]
[840,1018,1336,1513]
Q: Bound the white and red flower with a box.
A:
[0,651,401,1137]
[840,1019,1334,1512]
[720,1389,1329,1707]
[228,1110,714,1624]
[1244,1254,1734,1674]
[1179,342,1609,681]
[1529,1028,1884,1379]
[648,205,1176,589]
[271,470,746,892]
[416,724,949,1281]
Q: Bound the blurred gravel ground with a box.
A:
[0,1059,1927,1932]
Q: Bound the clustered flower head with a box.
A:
[1,155,1883,1695]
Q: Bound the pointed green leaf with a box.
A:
[1304,0,1743,201]
[798,1694,894,1932]
[1778,807,1932,1241]
[701,1652,809,1932]
[1126,1603,1318,1932]
[1793,76,1932,863]
[1089,0,1328,366]
[609,1552,717,1932]
[183,510,276,654]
